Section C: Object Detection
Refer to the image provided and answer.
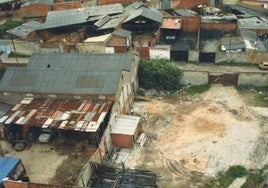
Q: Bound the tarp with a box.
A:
[0,157,20,185]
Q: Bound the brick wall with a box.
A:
[172,0,209,9]
[3,180,69,188]
[52,1,81,11]
[182,16,200,32]
[201,22,237,32]
[98,0,136,5]
[19,4,51,18]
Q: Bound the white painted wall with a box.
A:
[149,45,170,60]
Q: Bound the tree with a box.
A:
[138,59,181,91]
[0,19,22,37]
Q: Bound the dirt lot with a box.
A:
[0,85,267,187]
[125,85,268,187]
[0,134,91,186]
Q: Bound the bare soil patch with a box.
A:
[126,85,268,187]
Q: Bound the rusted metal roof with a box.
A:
[161,18,182,29]
[2,98,113,132]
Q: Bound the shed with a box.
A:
[122,2,163,33]
[111,115,141,148]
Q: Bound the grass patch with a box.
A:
[185,84,210,95]
[203,166,266,188]
[216,61,256,66]
[8,52,31,58]
[242,173,264,188]
[236,85,268,107]
[218,166,247,188]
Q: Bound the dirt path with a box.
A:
[125,85,268,187]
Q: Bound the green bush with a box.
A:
[218,165,247,188]
[138,59,181,91]
[0,19,22,37]
[242,173,264,188]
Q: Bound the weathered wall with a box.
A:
[98,0,136,5]
[188,50,199,62]
[0,5,50,20]
[89,55,139,164]
[0,1,80,20]
[19,4,51,18]
[181,16,200,32]
[114,46,128,53]
[238,72,268,86]
[180,69,268,86]
[3,180,69,188]
[201,22,237,32]
[111,134,133,148]
[149,46,170,60]
[172,0,209,9]
[246,51,268,64]
[216,52,247,63]
[180,70,209,85]
[76,42,106,53]
[76,159,93,187]
[52,1,81,10]
[13,42,40,55]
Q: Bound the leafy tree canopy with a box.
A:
[0,19,22,37]
[138,59,181,91]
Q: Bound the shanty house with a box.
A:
[111,115,141,148]
[173,9,200,32]
[122,2,163,33]
[0,53,139,154]
[106,29,132,53]
[35,3,124,50]
[6,21,42,40]
[160,17,182,43]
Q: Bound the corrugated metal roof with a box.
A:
[0,157,20,183]
[94,15,111,28]
[113,29,132,38]
[221,36,245,50]
[111,115,140,135]
[0,102,12,117]
[97,15,126,30]
[125,1,145,13]
[3,98,113,132]
[174,9,196,17]
[124,2,163,24]
[161,18,182,29]
[238,16,268,29]
[7,21,42,38]
[161,0,171,9]
[39,3,124,30]
[0,0,12,4]
[240,28,268,51]
[0,53,134,95]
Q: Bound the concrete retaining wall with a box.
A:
[181,70,209,85]
[216,52,247,63]
[76,42,106,53]
[238,72,268,86]
[180,70,268,86]
[14,42,40,55]
[188,50,199,62]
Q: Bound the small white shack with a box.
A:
[111,115,141,148]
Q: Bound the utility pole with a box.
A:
[10,36,18,64]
